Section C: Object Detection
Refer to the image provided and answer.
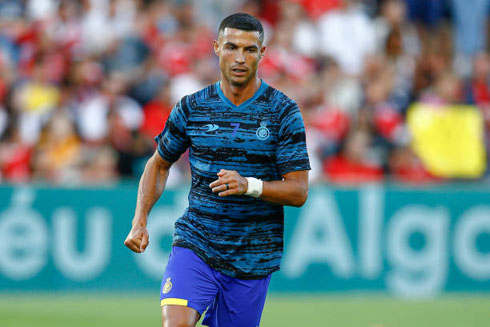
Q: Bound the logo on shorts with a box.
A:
[163,277,173,294]
[256,121,270,140]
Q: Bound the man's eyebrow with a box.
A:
[223,41,259,50]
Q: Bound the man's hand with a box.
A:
[124,225,149,253]
[210,169,248,197]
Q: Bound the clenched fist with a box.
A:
[209,169,248,197]
[124,226,149,253]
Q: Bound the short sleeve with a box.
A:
[276,99,311,175]
[154,96,191,163]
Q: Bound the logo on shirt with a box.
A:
[162,277,173,294]
[204,124,219,132]
[256,121,270,140]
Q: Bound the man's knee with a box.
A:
[162,317,196,327]
[162,305,200,327]
[162,320,195,327]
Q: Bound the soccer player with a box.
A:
[124,13,310,327]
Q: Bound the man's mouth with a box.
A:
[231,67,247,75]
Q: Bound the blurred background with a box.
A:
[0,0,490,326]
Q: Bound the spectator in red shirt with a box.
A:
[324,128,384,184]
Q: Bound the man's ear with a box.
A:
[259,45,266,59]
[213,39,219,56]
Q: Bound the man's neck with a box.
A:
[220,77,261,106]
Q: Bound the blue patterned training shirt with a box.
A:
[155,80,311,279]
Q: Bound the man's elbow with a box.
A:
[291,186,308,207]
[149,151,172,172]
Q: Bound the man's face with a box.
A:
[214,28,265,87]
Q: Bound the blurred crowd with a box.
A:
[0,0,490,186]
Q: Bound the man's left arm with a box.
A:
[210,169,309,207]
[210,98,310,207]
[258,170,309,207]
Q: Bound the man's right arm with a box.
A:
[124,151,172,253]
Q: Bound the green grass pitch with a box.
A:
[1,293,489,327]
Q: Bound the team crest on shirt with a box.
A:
[163,278,172,294]
[256,121,270,140]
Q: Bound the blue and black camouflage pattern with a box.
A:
[155,80,310,279]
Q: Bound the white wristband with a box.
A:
[245,177,263,198]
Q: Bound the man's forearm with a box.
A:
[133,153,171,227]
[259,179,308,207]
[210,169,309,206]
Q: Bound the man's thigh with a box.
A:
[202,273,272,327]
[162,305,200,327]
[160,246,218,321]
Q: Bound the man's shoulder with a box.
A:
[184,83,219,107]
[261,83,298,112]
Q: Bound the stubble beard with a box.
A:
[227,68,256,88]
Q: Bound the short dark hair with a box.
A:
[218,13,264,43]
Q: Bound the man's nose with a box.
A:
[234,50,245,63]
